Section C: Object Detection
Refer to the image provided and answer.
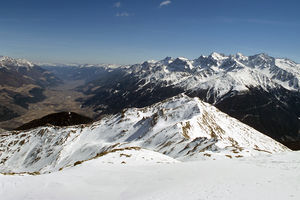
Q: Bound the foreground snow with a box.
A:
[0,151,299,200]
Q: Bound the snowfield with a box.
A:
[0,150,299,200]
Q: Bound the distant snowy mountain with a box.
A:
[0,94,288,174]
[79,53,300,149]
[123,52,300,100]
[0,56,60,87]
[79,52,300,107]
[0,56,35,69]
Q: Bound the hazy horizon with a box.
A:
[1,51,299,66]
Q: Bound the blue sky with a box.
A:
[0,0,299,64]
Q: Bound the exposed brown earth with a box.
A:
[0,80,96,130]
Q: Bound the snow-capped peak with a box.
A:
[123,52,299,103]
[167,57,194,71]
[209,52,228,61]
[0,94,288,174]
[235,52,248,61]
[16,59,35,67]
[177,56,189,61]
[255,53,271,59]
[0,56,35,69]
[158,56,174,65]
[145,59,157,64]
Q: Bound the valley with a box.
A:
[0,80,95,130]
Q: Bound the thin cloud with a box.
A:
[114,2,121,8]
[116,12,131,17]
[159,0,171,8]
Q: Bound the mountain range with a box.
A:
[0,53,299,200]
[75,53,300,149]
[0,53,299,150]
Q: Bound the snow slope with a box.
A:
[0,151,299,200]
[0,94,288,173]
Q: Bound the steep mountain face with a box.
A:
[0,56,61,123]
[0,95,288,174]
[78,53,300,148]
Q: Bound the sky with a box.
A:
[0,0,299,64]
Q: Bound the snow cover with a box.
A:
[0,151,299,200]
[0,94,288,174]
[124,53,300,103]
[0,56,35,70]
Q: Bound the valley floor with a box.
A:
[0,151,299,200]
[0,80,95,130]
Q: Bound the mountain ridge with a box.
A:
[0,94,288,174]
